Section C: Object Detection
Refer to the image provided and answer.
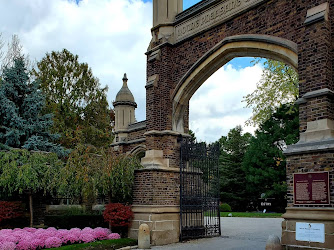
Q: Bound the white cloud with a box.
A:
[190,63,263,142]
[0,0,152,121]
[0,0,263,142]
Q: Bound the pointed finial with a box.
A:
[123,73,128,81]
[122,73,128,87]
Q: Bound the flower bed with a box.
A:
[0,227,120,250]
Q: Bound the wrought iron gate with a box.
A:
[180,139,221,241]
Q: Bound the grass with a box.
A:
[220,212,283,218]
[50,238,137,250]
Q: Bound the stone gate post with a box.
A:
[127,0,185,245]
[282,3,334,249]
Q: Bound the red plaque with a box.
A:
[294,172,330,205]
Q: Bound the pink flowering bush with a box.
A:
[30,239,45,249]
[16,239,33,250]
[79,233,95,243]
[23,227,37,233]
[45,237,62,248]
[69,228,81,238]
[0,227,121,250]
[93,227,110,240]
[82,227,95,235]
[108,233,121,240]
[0,242,16,250]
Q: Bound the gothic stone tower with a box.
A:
[113,73,137,143]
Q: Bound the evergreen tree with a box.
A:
[33,49,113,148]
[188,129,197,143]
[242,104,299,211]
[0,57,67,157]
[219,126,252,211]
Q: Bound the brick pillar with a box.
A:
[128,42,186,245]
[282,3,334,249]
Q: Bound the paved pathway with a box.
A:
[151,217,283,250]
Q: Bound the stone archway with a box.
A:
[129,144,146,159]
[172,34,298,133]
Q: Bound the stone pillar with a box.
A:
[128,164,181,245]
[282,3,334,249]
[128,132,185,245]
[151,0,183,45]
[153,0,183,27]
[127,1,185,240]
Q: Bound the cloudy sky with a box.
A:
[0,0,262,142]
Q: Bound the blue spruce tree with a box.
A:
[0,57,68,157]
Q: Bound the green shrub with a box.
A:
[220,203,232,212]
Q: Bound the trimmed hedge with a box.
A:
[219,203,232,212]
[44,215,109,229]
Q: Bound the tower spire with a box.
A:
[122,73,128,87]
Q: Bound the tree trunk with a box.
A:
[108,192,112,230]
[29,193,33,227]
[108,192,112,204]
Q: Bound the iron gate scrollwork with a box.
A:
[180,139,221,241]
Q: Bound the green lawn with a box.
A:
[220,212,282,218]
[50,238,137,250]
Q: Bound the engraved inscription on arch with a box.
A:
[175,0,267,42]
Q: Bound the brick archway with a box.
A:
[171,34,298,133]
[124,1,334,248]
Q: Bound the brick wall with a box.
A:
[127,128,146,141]
[146,134,181,168]
[130,0,334,210]
[286,152,334,207]
[146,0,333,139]
[132,170,180,205]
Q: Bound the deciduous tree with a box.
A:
[0,149,62,227]
[58,145,141,206]
[97,150,142,203]
[33,49,113,148]
[0,34,33,76]
[243,60,298,126]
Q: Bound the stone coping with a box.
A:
[111,138,145,146]
[135,166,180,173]
[135,166,204,174]
[132,205,180,214]
[284,138,334,155]
[113,100,137,108]
[283,207,334,221]
[175,0,220,22]
[128,120,146,130]
[144,130,191,138]
[295,88,334,105]
[305,2,329,25]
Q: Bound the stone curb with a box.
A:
[118,246,138,250]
